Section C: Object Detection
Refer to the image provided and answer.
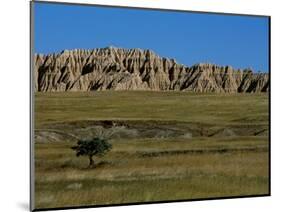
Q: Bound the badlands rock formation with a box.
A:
[34,47,269,92]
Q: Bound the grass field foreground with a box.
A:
[34,91,269,209]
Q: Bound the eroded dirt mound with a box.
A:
[34,47,269,93]
[34,120,268,143]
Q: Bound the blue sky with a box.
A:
[34,2,269,72]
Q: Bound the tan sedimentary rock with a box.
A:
[34,47,269,93]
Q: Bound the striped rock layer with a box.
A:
[34,47,269,93]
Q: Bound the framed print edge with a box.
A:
[30,0,271,211]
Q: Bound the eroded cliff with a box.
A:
[34,47,269,92]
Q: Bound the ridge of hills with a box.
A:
[34,47,269,92]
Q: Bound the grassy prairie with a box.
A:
[35,91,268,127]
[34,91,269,209]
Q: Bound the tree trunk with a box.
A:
[88,155,94,168]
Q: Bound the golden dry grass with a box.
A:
[34,91,269,209]
[35,137,269,208]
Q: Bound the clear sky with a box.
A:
[34,2,269,72]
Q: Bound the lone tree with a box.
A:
[71,137,112,168]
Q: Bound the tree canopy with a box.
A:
[71,137,112,167]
